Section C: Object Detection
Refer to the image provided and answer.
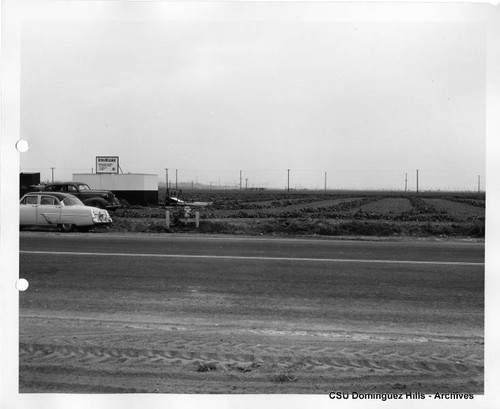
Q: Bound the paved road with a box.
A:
[20,232,484,264]
[18,232,484,393]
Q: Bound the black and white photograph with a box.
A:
[1,0,500,408]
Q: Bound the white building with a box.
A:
[73,173,158,205]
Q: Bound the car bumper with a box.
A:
[92,210,113,224]
[93,219,112,225]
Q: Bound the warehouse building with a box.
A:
[72,173,158,206]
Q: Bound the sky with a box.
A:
[19,2,487,190]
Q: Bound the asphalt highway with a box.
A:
[20,232,484,264]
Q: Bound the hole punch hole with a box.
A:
[16,278,29,291]
[16,139,29,153]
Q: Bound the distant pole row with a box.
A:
[161,167,483,192]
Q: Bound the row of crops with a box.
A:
[108,192,484,237]
[116,193,485,223]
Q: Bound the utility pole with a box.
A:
[50,167,55,182]
[416,169,419,194]
[324,172,327,192]
[287,169,290,193]
[175,169,178,189]
[165,168,168,189]
[405,173,408,192]
[240,170,242,190]
[478,175,481,193]
[245,178,248,189]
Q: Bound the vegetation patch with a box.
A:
[445,197,485,208]
[107,217,484,238]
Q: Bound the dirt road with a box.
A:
[19,233,484,394]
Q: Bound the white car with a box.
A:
[20,192,112,232]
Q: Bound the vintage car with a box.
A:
[39,182,121,210]
[20,192,112,232]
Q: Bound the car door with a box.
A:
[20,195,39,225]
[37,195,62,225]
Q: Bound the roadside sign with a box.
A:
[96,156,119,174]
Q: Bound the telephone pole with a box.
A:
[50,167,55,183]
[175,169,178,189]
[165,168,169,189]
[478,175,481,193]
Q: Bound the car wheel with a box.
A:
[59,223,75,232]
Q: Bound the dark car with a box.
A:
[40,182,121,210]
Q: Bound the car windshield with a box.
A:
[62,197,84,206]
[77,184,91,191]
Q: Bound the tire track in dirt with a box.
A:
[19,341,483,376]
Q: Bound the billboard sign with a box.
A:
[96,156,119,174]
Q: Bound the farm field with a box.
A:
[110,190,485,238]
